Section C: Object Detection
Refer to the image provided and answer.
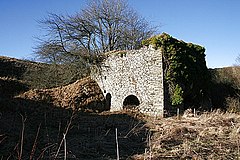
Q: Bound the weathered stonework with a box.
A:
[91,47,164,117]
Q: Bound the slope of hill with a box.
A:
[0,56,106,112]
[211,66,240,89]
[209,66,240,112]
[0,56,42,79]
[0,56,47,98]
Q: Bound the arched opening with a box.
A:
[123,95,140,109]
[105,93,111,110]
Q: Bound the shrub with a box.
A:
[171,84,184,106]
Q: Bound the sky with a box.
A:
[1,0,240,68]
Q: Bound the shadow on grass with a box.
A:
[0,97,149,160]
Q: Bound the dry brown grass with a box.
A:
[134,110,240,160]
[16,77,105,111]
[226,96,240,113]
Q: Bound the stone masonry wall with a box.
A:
[91,47,164,116]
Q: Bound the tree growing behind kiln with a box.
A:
[31,0,156,88]
[35,0,156,64]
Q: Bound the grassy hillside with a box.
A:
[0,56,88,92]
[209,66,240,112]
[0,56,38,79]
[0,56,240,159]
[0,56,48,98]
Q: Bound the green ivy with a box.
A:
[142,33,210,108]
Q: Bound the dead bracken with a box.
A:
[134,109,240,160]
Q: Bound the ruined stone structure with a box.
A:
[91,47,164,116]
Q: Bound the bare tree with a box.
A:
[236,54,240,66]
[35,0,156,64]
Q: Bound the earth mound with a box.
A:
[18,77,106,112]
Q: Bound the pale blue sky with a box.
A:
[1,0,240,68]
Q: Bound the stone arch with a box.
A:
[123,95,140,109]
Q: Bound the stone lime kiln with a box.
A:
[91,46,164,117]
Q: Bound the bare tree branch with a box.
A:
[35,0,157,65]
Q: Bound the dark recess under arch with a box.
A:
[105,93,111,110]
[123,95,140,109]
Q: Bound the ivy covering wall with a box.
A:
[142,33,210,110]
